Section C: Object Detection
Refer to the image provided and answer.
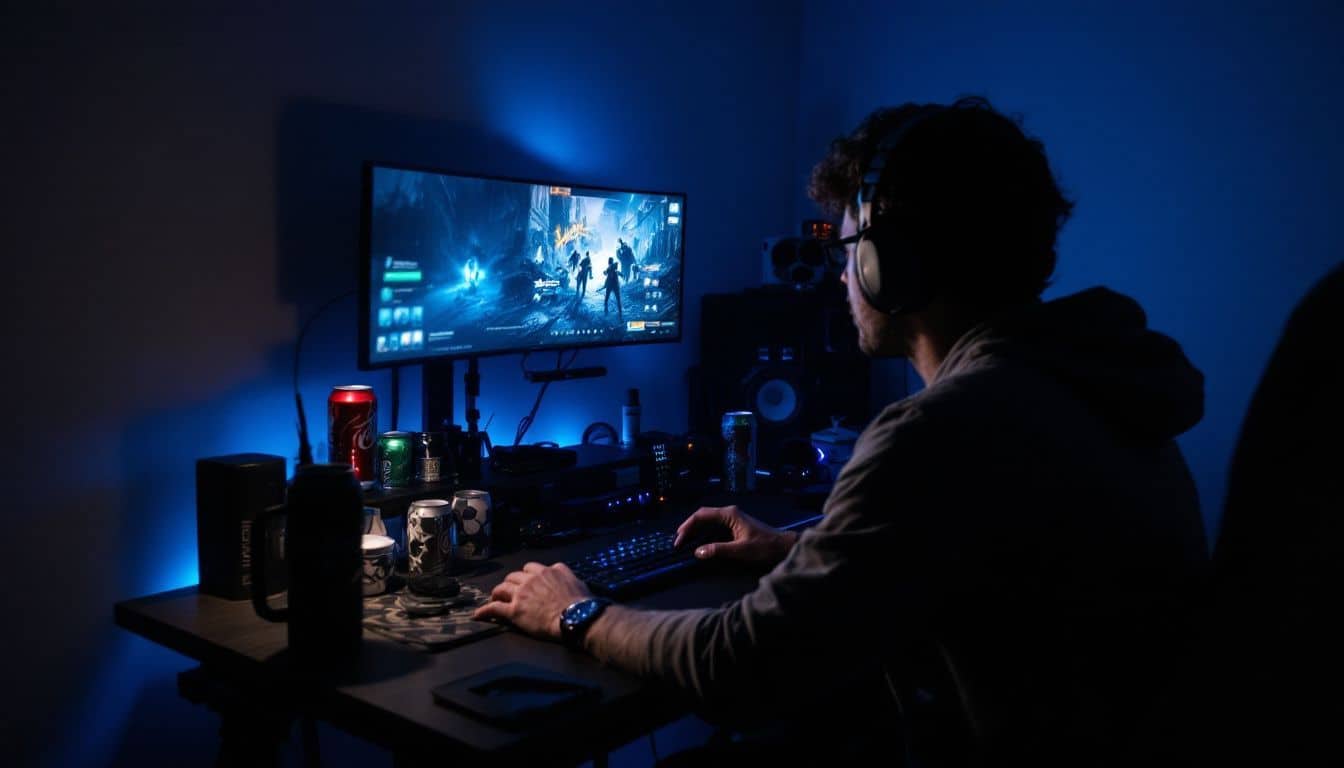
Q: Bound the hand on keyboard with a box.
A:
[674,505,797,565]
[566,530,702,598]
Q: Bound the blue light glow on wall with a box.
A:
[12,1,790,763]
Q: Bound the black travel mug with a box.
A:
[252,463,365,677]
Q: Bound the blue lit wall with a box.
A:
[794,0,1344,540]
[6,4,801,764]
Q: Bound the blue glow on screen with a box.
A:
[365,166,685,367]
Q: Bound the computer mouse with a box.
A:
[675,520,734,551]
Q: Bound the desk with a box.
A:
[114,495,823,765]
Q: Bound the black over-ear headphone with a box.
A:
[854,106,948,314]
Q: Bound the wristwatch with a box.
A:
[560,597,613,648]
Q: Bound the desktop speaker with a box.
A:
[762,237,827,287]
[196,453,288,600]
[690,286,869,471]
[761,221,841,288]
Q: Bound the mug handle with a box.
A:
[251,502,288,622]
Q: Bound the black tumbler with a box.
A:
[252,463,364,678]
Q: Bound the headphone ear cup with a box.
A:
[855,238,886,310]
[858,220,932,315]
[860,224,918,314]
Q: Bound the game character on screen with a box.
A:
[464,256,482,294]
[617,238,636,281]
[603,257,623,317]
[575,252,592,301]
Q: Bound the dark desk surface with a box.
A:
[114,494,823,764]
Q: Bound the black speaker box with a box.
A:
[690,285,869,470]
[196,453,288,600]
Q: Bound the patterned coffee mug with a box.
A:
[361,534,395,596]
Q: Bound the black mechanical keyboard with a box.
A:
[566,529,698,599]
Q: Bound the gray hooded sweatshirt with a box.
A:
[591,288,1208,764]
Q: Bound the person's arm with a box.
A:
[475,403,938,715]
[578,415,933,713]
[674,505,799,565]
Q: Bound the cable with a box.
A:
[648,731,659,763]
[514,382,551,447]
[293,290,356,466]
[514,349,579,446]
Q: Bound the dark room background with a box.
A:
[4,2,1341,765]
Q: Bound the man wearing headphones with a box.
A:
[477,98,1209,764]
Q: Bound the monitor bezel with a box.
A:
[358,160,687,370]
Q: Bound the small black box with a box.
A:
[195,453,287,600]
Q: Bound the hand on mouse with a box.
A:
[473,561,592,641]
[674,505,798,565]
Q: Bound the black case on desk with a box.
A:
[486,443,643,550]
[431,662,601,729]
[195,453,287,600]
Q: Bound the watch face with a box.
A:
[564,599,596,625]
[562,598,609,639]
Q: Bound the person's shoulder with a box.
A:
[856,364,1026,455]
[848,394,939,469]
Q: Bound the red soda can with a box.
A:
[329,385,377,485]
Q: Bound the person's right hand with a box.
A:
[674,505,798,565]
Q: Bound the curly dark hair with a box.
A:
[809,96,1073,305]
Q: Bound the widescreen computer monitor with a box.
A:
[359,163,685,369]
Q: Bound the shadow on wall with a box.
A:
[42,106,551,767]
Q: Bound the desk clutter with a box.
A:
[360,490,503,650]
[194,404,838,670]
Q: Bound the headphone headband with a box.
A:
[858,131,901,204]
[853,105,949,315]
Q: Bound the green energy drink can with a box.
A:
[722,411,757,493]
[377,431,412,488]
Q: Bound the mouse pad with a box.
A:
[431,662,602,729]
[362,584,505,651]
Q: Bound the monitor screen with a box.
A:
[359,163,685,368]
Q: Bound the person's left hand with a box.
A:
[472,562,593,641]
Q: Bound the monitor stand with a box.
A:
[421,357,489,486]
[421,352,601,479]
[422,360,455,434]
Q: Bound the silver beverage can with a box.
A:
[414,431,445,484]
[451,489,492,561]
[722,410,757,493]
[406,498,455,592]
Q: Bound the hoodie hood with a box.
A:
[939,287,1205,443]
